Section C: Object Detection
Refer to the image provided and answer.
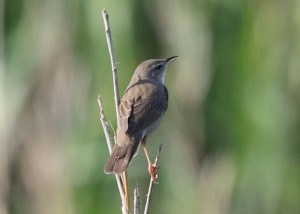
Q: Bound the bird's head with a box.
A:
[134,56,178,84]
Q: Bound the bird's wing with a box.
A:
[118,84,168,135]
[118,97,134,132]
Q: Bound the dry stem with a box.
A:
[134,185,141,214]
[101,9,129,213]
[144,144,162,214]
[102,9,121,121]
[97,96,126,214]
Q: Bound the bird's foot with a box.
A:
[148,164,159,184]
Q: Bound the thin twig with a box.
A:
[101,9,130,213]
[97,96,113,153]
[97,96,127,214]
[102,9,121,122]
[134,185,141,214]
[123,171,130,212]
[144,144,162,214]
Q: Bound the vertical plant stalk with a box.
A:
[102,9,121,120]
[144,144,162,214]
[134,185,141,214]
[101,9,130,213]
[97,96,127,214]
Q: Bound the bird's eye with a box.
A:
[155,64,163,70]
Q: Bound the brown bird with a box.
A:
[104,56,178,182]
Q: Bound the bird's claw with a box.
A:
[148,164,159,184]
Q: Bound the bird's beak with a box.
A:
[165,56,178,65]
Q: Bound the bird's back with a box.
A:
[119,80,168,137]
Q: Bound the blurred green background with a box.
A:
[1,0,300,213]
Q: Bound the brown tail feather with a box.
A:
[103,145,118,174]
[103,143,138,174]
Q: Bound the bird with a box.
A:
[104,56,178,182]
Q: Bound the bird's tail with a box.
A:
[104,139,139,174]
